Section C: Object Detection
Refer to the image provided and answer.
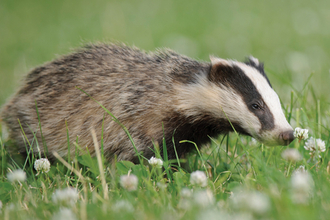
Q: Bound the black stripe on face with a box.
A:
[209,63,275,131]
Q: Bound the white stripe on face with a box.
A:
[234,62,293,144]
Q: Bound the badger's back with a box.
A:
[1,44,211,161]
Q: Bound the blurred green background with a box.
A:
[1,0,330,106]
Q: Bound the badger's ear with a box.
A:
[248,56,260,66]
[209,56,231,82]
[245,55,264,70]
[209,55,230,67]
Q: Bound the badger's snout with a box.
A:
[279,130,295,145]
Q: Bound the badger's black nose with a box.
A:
[279,130,295,145]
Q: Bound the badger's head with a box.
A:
[175,56,294,146]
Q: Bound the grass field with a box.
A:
[1,0,330,219]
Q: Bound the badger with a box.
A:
[1,43,294,162]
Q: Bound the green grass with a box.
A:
[1,0,330,219]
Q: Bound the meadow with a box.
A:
[1,0,330,219]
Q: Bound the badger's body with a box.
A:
[1,43,294,162]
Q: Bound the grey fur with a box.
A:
[0,43,292,162]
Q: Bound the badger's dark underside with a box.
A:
[157,113,249,162]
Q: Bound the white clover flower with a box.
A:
[52,207,77,220]
[291,171,314,191]
[290,171,314,204]
[7,169,26,183]
[304,137,326,158]
[148,156,163,168]
[190,171,208,187]
[293,165,307,175]
[294,127,308,140]
[5,203,16,212]
[120,174,138,191]
[178,188,194,210]
[231,213,254,220]
[181,188,193,198]
[156,182,167,189]
[34,158,51,174]
[281,148,302,162]
[179,189,214,210]
[52,188,79,206]
[230,189,270,215]
[112,200,134,213]
[193,189,215,207]
[197,210,236,220]
[198,210,253,220]
[178,198,191,210]
[316,139,326,152]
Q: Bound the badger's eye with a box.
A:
[252,103,260,110]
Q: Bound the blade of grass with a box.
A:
[162,123,168,164]
[91,129,109,201]
[179,140,208,177]
[101,113,105,163]
[35,100,48,157]
[65,120,71,164]
[18,119,36,170]
[171,129,181,167]
[75,136,79,161]
[0,137,5,178]
[65,120,71,176]
[162,123,172,182]
[52,151,87,220]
